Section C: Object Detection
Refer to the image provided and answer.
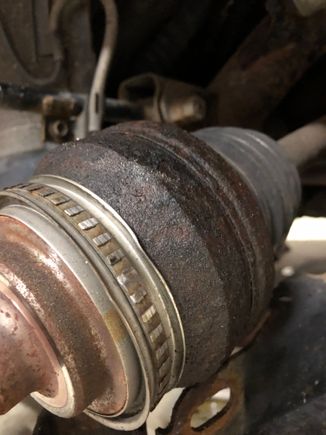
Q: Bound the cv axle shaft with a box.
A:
[0,121,300,430]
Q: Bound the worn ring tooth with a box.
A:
[7,182,173,397]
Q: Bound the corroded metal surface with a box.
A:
[3,176,185,428]
[36,121,274,387]
[0,281,59,414]
[0,212,134,420]
[0,121,301,429]
[32,275,326,434]
[208,1,326,128]
[118,74,207,126]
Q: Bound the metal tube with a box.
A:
[279,116,326,169]
[88,0,118,131]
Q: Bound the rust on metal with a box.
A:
[37,120,275,387]
[207,1,326,128]
[0,215,129,417]
[161,364,244,435]
[118,73,207,126]
[0,120,300,428]
[0,281,60,414]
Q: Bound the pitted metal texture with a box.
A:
[0,121,301,431]
[0,172,185,430]
[7,180,181,397]
[36,121,276,386]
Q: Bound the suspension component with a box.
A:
[0,121,300,430]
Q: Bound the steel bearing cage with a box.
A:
[0,175,185,430]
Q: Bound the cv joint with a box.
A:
[0,121,300,430]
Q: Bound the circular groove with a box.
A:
[0,186,153,429]
[3,179,185,415]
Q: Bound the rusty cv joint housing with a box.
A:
[0,121,300,430]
